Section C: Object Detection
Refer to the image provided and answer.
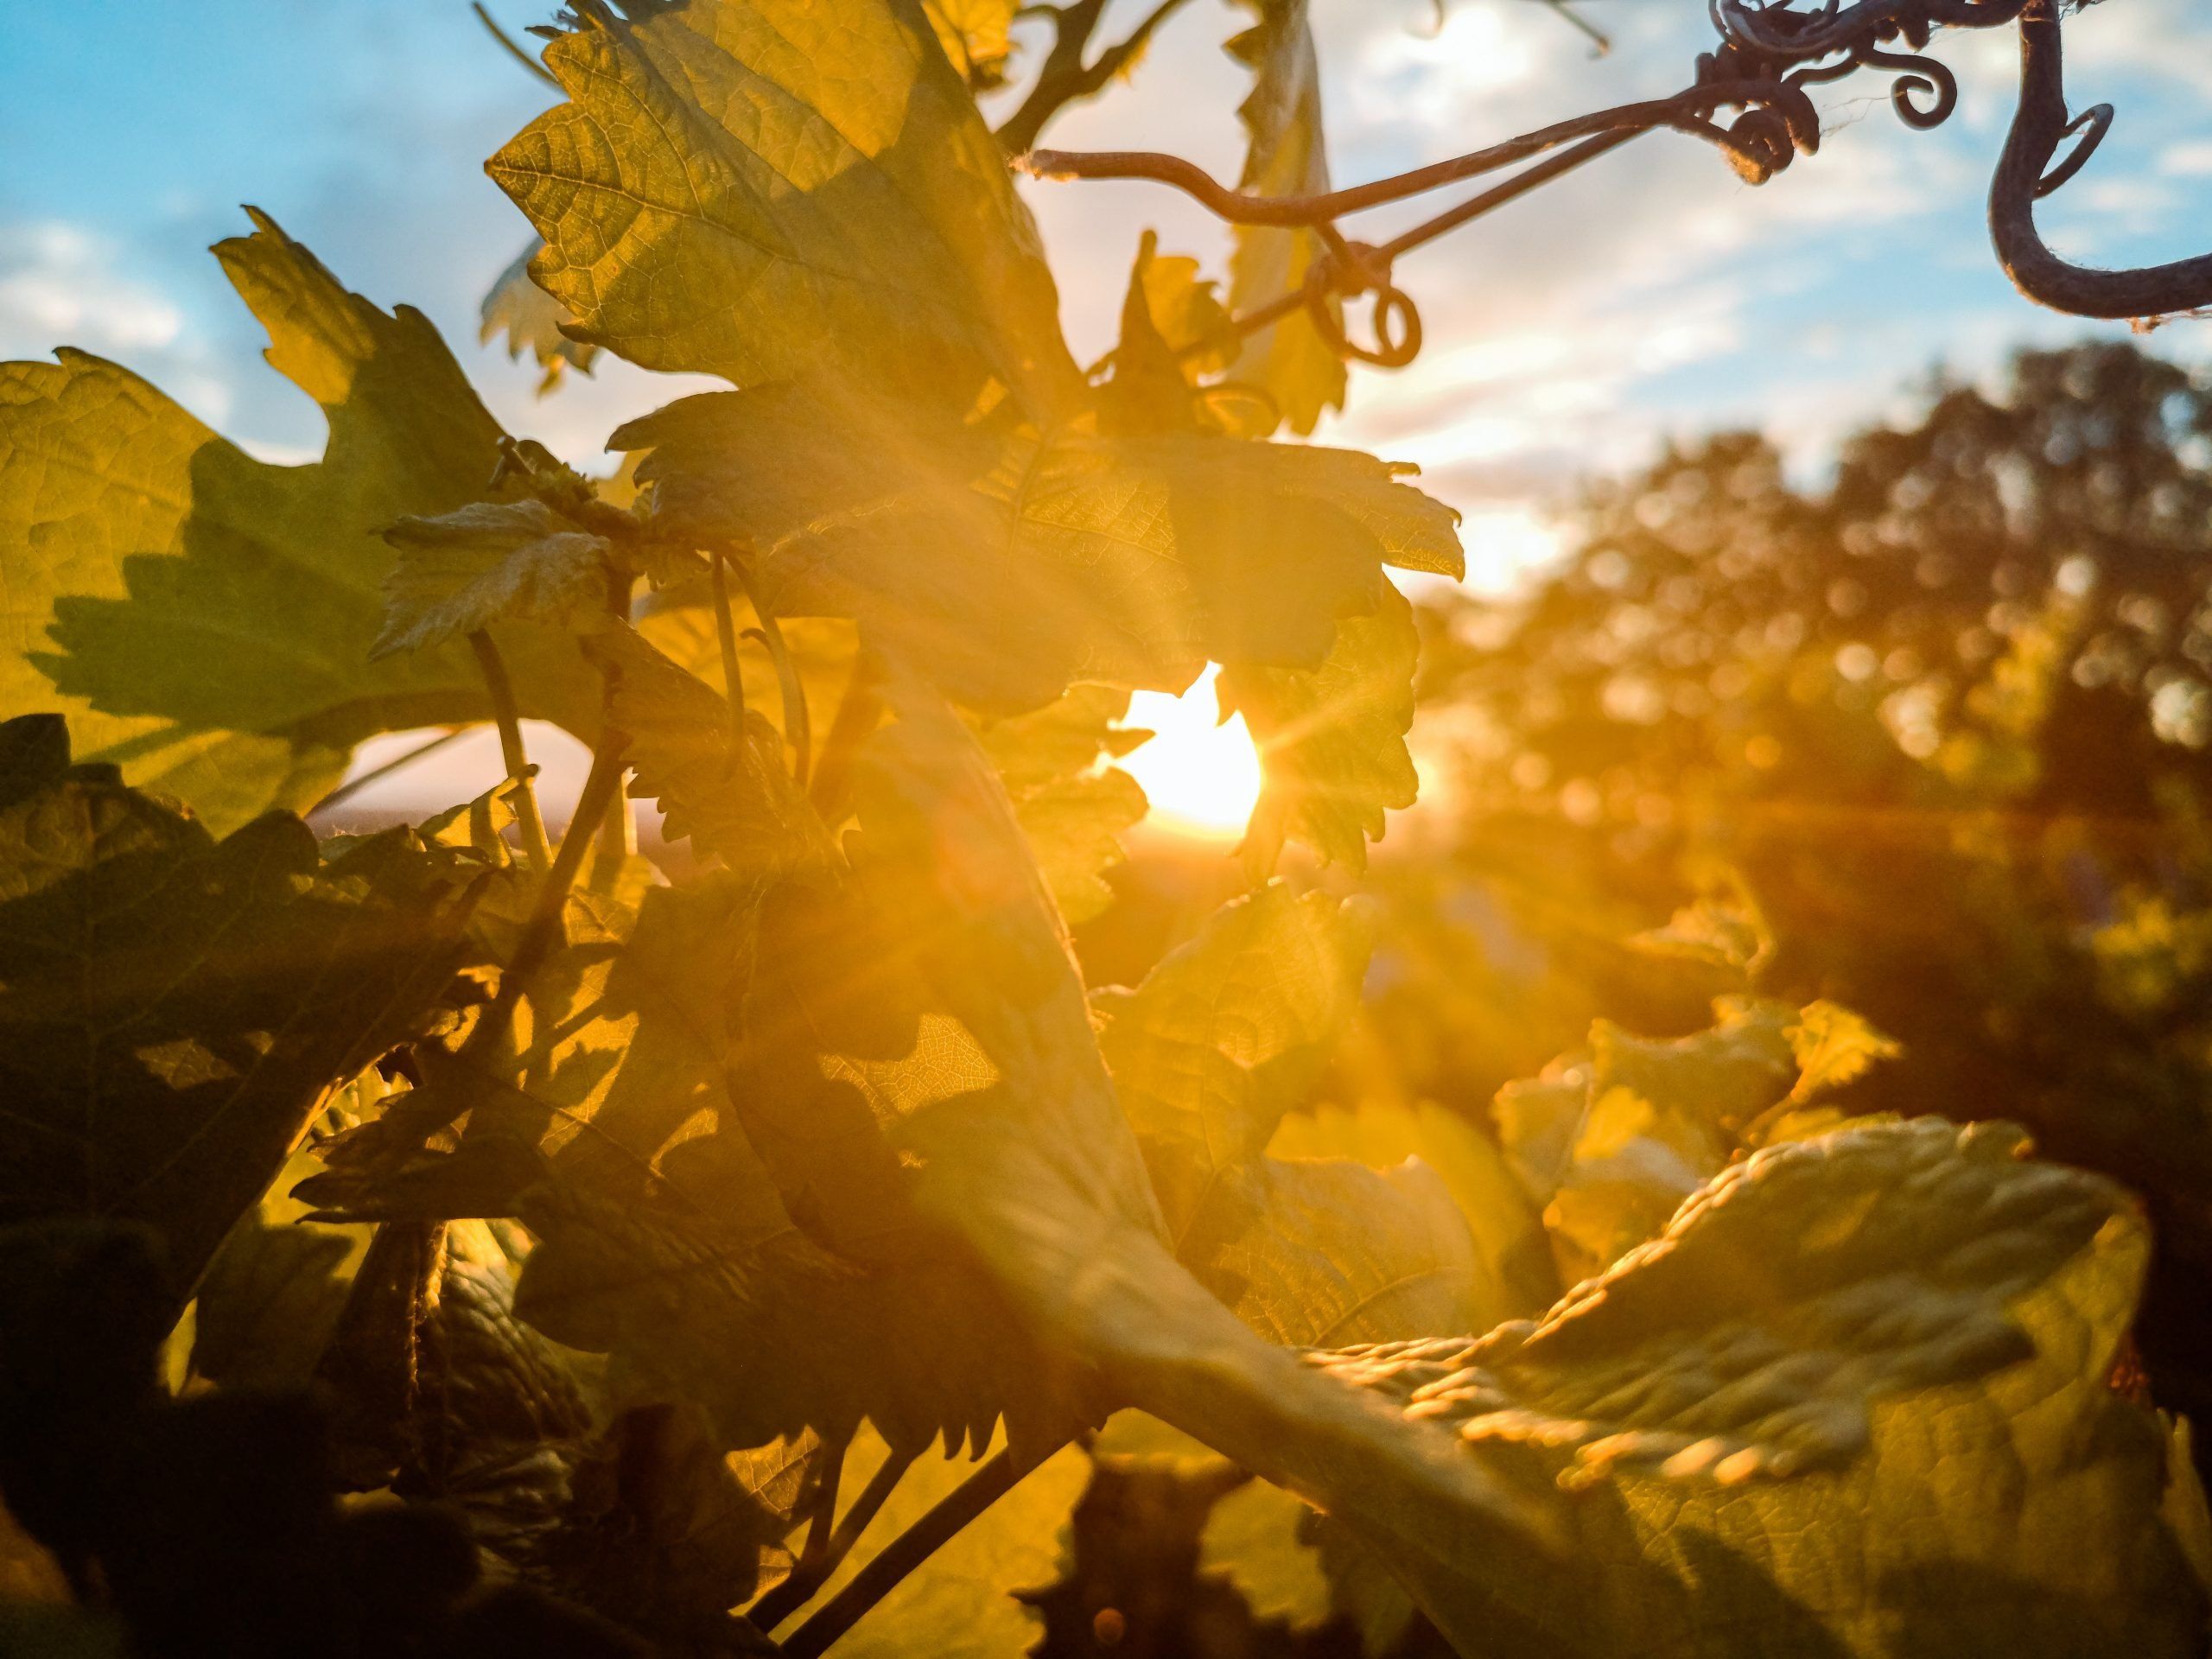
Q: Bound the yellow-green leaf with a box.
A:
[479,240,599,393]
[0,212,594,832]
[1326,1119,2209,1656]
[0,718,471,1299]
[1224,0,1345,435]
[979,685,1149,925]
[1221,580,1421,875]
[924,0,1020,87]
[1095,883,1370,1242]
[374,499,613,658]
[488,0,1082,417]
[1269,1100,1559,1328]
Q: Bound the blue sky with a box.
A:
[6,0,2210,559]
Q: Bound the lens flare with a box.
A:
[1121,665,1263,838]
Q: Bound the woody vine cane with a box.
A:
[1026,0,2212,379]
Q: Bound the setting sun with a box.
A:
[1121,666,1264,839]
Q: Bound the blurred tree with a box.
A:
[1381,339,2212,1432]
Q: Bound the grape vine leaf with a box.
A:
[1316,1118,2210,1656]
[1224,0,1346,435]
[374,500,615,659]
[383,872,1059,1460]
[487,0,1084,419]
[1269,1100,1559,1330]
[840,690,1555,1558]
[1198,1478,1333,1630]
[1093,886,1488,1349]
[527,1401,810,1646]
[0,211,597,833]
[924,0,1021,87]
[774,1425,1091,1658]
[1220,580,1421,874]
[1095,884,1371,1243]
[976,685,1149,925]
[480,240,599,393]
[0,716,474,1298]
[1495,997,1895,1281]
[620,380,1463,711]
[188,1148,369,1389]
[982,431,1462,694]
[1178,1156,1483,1348]
[582,626,836,880]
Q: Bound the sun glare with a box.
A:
[1121,666,1265,839]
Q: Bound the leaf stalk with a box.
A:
[467,629,554,872]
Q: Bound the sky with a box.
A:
[5,0,2211,823]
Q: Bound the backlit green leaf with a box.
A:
[488,0,1083,417]
[925,0,1021,87]
[479,240,599,393]
[188,1148,369,1389]
[619,385,1462,711]
[1096,884,1371,1242]
[1224,0,1346,435]
[584,625,836,880]
[1179,1155,1481,1348]
[0,212,596,832]
[979,685,1149,925]
[374,499,614,659]
[1320,1119,2209,1656]
[1269,1100,1559,1328]
[1221,581,1421,874]
[1198,1478,1332,1630]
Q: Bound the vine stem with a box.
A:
[749,1441,918,1633]
[457,716,630,1065]
[778,1446,1046,1659]
[1020,78,1777,229]
[709,546,748,755]
[471,1,557,85]
[467,630,553,872]
[728,557,811,788]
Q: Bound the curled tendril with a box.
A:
[1864,47,1957,128]
[1302,244,1424,369]
[2036,101,2112,198]
[1992,0,2212,320]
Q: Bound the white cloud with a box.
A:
[2158,140,2212,176]
[0,222,184,359]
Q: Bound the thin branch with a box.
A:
[308,727,469,817]
[995,0,1108,156]
[467,630,553,872]
[749,1442,918,1633]
[471,2,558,86]
[1534,0,1610,54]
[779,1447,1041,1659]
[458,715,630,1066]
[1022,78,1783,228]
